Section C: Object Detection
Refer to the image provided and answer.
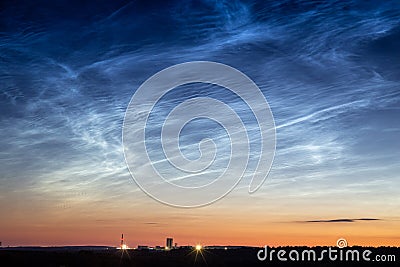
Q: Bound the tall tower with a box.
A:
[121,234,124,248]
[166,237,173,249]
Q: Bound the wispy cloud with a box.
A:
[0,0,399,246]
[299,218,381,223]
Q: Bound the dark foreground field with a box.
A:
[0,247,399,267]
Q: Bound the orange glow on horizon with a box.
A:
[1,192,398,248]
[1,218,399,248]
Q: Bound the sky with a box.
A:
[0,0,399,247]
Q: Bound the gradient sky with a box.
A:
[0,0,399,247]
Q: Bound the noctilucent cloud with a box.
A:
[0,0,399,246]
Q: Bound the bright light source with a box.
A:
[195,244,202,251]
[121,244,128,250]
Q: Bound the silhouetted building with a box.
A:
[166,238,173,249]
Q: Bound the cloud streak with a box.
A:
[300,218,381,223]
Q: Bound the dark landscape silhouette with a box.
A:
[1,246,398,266]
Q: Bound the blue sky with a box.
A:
[0,0,399,246]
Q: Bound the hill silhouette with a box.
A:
[0,246,398,266]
